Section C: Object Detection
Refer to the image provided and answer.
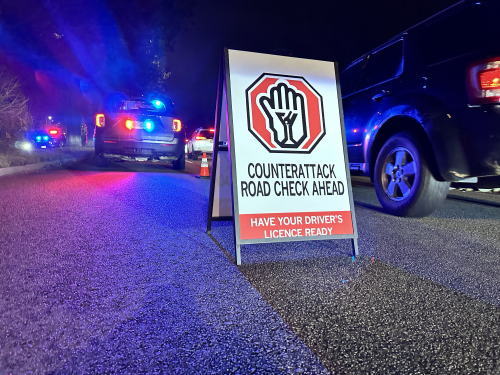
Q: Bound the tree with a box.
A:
[0,0,195,143]
[107,0,195,94]
[0,68,32,137]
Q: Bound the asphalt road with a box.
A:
[1,158,499,374]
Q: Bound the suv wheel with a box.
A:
[192,151,198,161]
[374,132,450,217]
[172,152,185,170]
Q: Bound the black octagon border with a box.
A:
[245,72,326,154]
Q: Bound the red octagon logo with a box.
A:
[245,73,325,153]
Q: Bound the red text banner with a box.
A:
[239,211,353,240]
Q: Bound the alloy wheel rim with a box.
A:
[381,147,418,201]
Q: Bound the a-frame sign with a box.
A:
[207,49,358,265]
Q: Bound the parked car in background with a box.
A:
[94,95,186,170]
[187,128,214,160]
[340,0,500,217]
[28,127,66,148]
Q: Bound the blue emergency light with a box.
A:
[152,100,164,109]
[144,120,154,132]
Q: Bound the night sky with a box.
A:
[0,0,458,133]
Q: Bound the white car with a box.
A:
[187,128,214,160]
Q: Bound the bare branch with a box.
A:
[0,68,32,134]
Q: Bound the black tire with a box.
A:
[374,132,450,217]
[172,152,185,170]
[192,152,198,161]
[187,148,193,159]
[94,153,109,168]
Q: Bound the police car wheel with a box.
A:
[374,132,449,217]
[172,153,185,170]
[94,154,109,168]
[192,152,198,161]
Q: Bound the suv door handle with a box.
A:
[372,90,390,102]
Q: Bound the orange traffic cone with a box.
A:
[198,152,210,179]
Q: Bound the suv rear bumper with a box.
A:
[438,105,500,180]
[97,139,184,160]
[192,140,214,154]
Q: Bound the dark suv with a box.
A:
[341,0,500,217]
[94,95,185,170]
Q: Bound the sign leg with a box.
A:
[235,244,242,265]
[351,238,359,257]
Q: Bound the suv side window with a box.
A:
[340,58,367,97]
[358,40,404,90]
[420,6,485,66]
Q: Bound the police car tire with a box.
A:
[94,154,109,168]
[192,152,198,161]
[374,132,450,217]
[173,153,185,170]
[187,151,193,159]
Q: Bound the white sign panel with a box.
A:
[226,49,356,244]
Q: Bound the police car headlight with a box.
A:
[22,142,32,150]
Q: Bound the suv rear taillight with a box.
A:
[467,58,500,104]
[172,119,182,132]
[96,114,105,127]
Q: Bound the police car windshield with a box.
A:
[119,100,156,111]
[115,100,174,115]
[199,130,214,139]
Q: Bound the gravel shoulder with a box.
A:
[211,183,500,374]
[0,145,94,168]
[241,259,500,374]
